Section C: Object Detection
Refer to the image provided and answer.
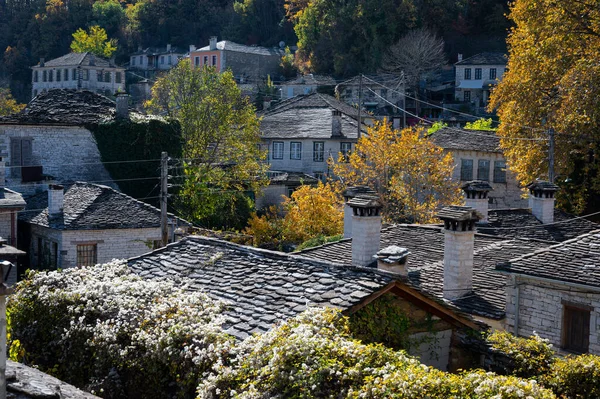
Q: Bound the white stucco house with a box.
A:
[454,52,506,109]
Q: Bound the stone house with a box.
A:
[189,37,285,83]
[255,171,318,210]
[19,182,188,270]
[260,93,366,180]
[128,44,187,77]
[454,52,506,109]
[428,126,525,208]
[31,53,126,99]
[280,74,337,99]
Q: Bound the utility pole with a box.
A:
[160,152,168,247]
[357,74,362,139]
[548,128,555,183]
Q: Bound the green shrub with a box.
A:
[543,355,600,399]
[487,330,555,378]
[295,234,344,251]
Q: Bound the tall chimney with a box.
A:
[457,53,463,62]
[189,45,197,52]
[209,36,218,50]
[331,109,342,136]
[48,185,64,217]
[462,180,493,223]
[39,58,45,67]
[343,186,376,238]
[89,54,95,66]
[527,180,559,224]
[375,246,410,275]
[116,93,130,119]
[166,43,172,52]
[437,206,482,301]
[349,194,382,267]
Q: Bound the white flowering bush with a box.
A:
[8,261,234,399]
[198,308,556,399]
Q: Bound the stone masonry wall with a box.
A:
[223,51,281,82]
[351,215,381,267]
[0,125,116,196]
[505,276,600,355]
[443,230,474,300]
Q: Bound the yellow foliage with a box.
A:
[333,120,462,223]
[0,88,25,116]
[70,25,117,58]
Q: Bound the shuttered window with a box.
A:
[77,244,98,267]
[562,304,591,353]
[460,159,473,181]
[477,159,490,181]
[11,138,33,178]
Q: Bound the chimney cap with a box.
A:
[347,194,382,210]
[49,184,64,190]
[436,205,482,223]
[462,180,493,193]
[376,245,410,263]
[527,180,559,193]
[343,185,376,200]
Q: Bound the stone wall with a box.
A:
[256,185,287,209]
[505,275,600,355]
[449,149,525,209]
[222,50,281,82]
[0,125,116,196]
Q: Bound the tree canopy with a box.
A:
[334,122,462,223]
[146,60,268,229]
[70,25,117,57]
[488,0,600,212]
[0,88,25,115]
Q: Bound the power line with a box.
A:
[3,158,162,170]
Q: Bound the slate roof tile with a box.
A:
[196,41,285,57]
[455,52,507,66]
[428,127,500,153]
[34,52,115,68]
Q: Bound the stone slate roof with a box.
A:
[260,93,366,139]
[196,41,285,57]
[479,209,599,243]
[268,171,319,185]
[8,360,99,398]
[497,230,600,288]
[33,52,116,68]
[131,46,186,56]
[128,236,394,340]
[429,127,501,153]
[19,182,174,230]
[284,74,337,86]
[0,89,137,125]
[300,224,542,319]
[0,188,26,209]
[455,52,507,66]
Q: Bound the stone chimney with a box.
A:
[349,194,382,267]
[457,53,463,62]
[39,58,45,67]
[437,206,482,301]
[109,56,115,67]
[209,36,218,50]
[89,54,96,66]
[462,180,493,223]
[527,180,559,224]
[48,185,64,217]
[375,246,410,275]
[166,43,172,52]
[116,93,130,119]
[331,109,342,137]
[138,45,142,52]
[189,44,197,52]
[343,186,376,238]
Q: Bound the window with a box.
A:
[464,68,471,80]
[56,69,61,82]
[464,90,471,102]
[313,141,324,162]
[340,142,352,161]
[72,69,77,80]
[64,69,68,80]
[562,304,591,353]
[77,244,97,267]
[48,70,53,82]
[212,55,217,66]
[97,71,103,82]
[131,57,136,66]
[104,72,111,82]
[272,141,284,159]
[168,55,172,65]
[83,69,89,81]
[115,72,122,83]
[490,68,497,80]
[314,172,324,181]
[10,137,33,178]
[460,159,473,181]
[203,56,208,65]
[42,70,47,82]
[160,56,165,64]
[475,68,482,80]
[477,159,490,181]
[139,56,143,64]
[195,56,200,66]
[33,71,38,82]
[493,160,506,183]
[290,142,302,160]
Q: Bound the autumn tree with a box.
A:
[488,0,600,212]
[334,121,461,223]
[245,182,344,248]
[70,25,117,58]
[0,88,25,116]
[146,60,268,230]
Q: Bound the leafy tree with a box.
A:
[0,88,25,115]
[279,46,297,78]
[70,25,117,57]
[464,118,496,131]
[91,0,125,39]
[333,121,462,223]
[146,60,268,229]
[488,0,600,212]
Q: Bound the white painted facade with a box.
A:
[454,64,506,107]
[32,66,125,98]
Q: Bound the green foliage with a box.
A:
[427,121,447,135]
[543,354,600,399]
[295,234,343,251]
[464,118,497,131]
[0,88,25,115]
[280,46,297,78]
[92,0,125,38]
[487,330,555,378]
[192,191,256,231]
[89,116,182,207]
[70,25,117,57]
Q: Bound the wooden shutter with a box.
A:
[21,139,33,166]
[563,306,591,353]
[10,139,21,178]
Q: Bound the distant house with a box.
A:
[0,166,27,284]
[189,37,285,83]
[280,75,337,99]
[31,53,125,99]
[128,44,187,77]
[454,52,507,109]
[260,93,366,180]
[256,171,318,210]
[428,126,525,208]
[19,182,189,270]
